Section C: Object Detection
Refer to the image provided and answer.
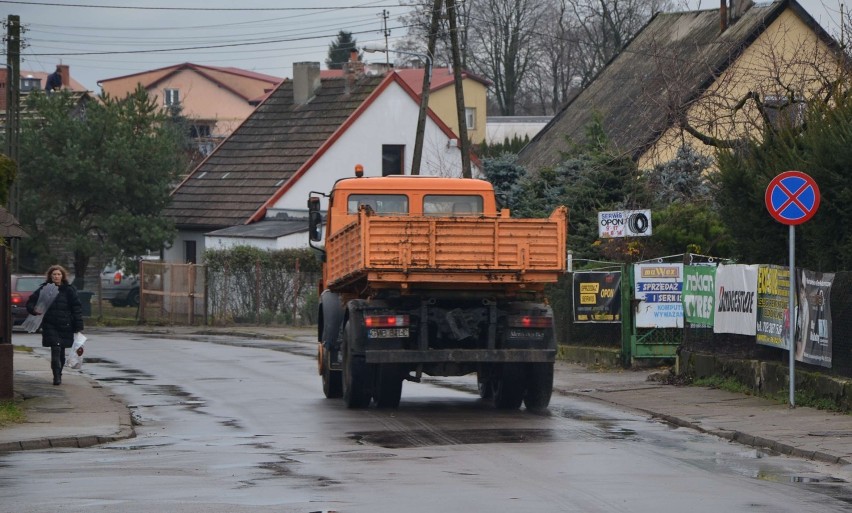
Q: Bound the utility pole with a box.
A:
[5,15,21,271]
[445,0,471,178]
[410,0,442,176]
[381,9,391,66]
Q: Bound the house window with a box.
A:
[382,145,405,176]
[164,88,180,106]
[465,107,476,129]
[184,240,197,264]
[190,124,212,139]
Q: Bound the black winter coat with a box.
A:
[26,282,84,348]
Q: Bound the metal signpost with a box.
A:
[764,170,820,407]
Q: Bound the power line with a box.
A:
[0,0,401,11]
[18,23,415,56]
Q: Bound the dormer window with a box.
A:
[20,76,41,92]
[164,88,180,106]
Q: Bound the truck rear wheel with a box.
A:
[523,362,554,411]
[494,364,525,409]
[321,348,343,399]
[477,372,494,399]
[374,365,404,409]
[342,321,372,408]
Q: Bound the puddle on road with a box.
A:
[349,428,571,448]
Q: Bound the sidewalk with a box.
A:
[1,326,851,468]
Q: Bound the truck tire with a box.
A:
[477,372,494,399]
[494,364,525,410]
[374,365,404,409]
[342,321,372,408]
[523,362,554,411]
[321,348,343,399]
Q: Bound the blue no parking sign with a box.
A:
[765,170,820,225]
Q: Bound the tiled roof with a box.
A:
[395,67,491,94]
[99,63,282,102]
[517,0,835,171]
[164,74,387,230]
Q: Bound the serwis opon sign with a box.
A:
[598,210,652,238]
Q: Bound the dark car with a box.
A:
[11,274,45,326]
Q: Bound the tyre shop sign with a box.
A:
[598,210,652,238]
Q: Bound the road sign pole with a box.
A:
[765,170,819,409]
[788,225,795,408]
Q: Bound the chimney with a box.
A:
[344,49,364,93]
[722,0,754,32]
[293,62,321,105]
[58,64,69,89]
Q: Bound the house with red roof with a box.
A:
[98,63,282,156]
[163,61,481,262]
[394,67,490,144]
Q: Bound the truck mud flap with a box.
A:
[364,349,556,364]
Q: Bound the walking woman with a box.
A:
[26,265,84,385]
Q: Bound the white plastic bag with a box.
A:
[66,332,86,369]
[21,283,60,333]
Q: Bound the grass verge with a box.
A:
[0,401,25,426]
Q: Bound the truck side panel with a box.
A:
[326,206,567,290]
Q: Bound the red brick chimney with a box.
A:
[57,64,69,89]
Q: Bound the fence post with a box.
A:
[203,264,208,326]
[255,259,261,323]
[294,258,300,325]
[188,264,196,325]
[620,263,633,367]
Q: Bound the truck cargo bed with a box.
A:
[326,207,567,292]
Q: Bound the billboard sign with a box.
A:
[598,210,652,238]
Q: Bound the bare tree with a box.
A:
[466,0,545,115]
[568,0,672,86]
[395,0,475,67]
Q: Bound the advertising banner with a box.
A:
[756,265,793,349]
[713,264,758,336]
[682,265,716,326]
[573,272,622,323]
[598,210,652,238]
[796,269,834,368]
[634,263,683,328]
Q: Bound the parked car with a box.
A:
[11,274,45,326]
[100,265,141,307]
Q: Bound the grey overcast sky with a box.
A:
[1,0,847,92]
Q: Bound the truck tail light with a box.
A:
[113,271,122,285]
[365,315,409,328]
[507,315,552,328]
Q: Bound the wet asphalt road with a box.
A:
[2,331,852,513]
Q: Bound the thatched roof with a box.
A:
[517,0,835,171]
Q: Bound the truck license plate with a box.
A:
[509,329,545,339]
[369,328,409,339]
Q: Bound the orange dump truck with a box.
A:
[309,173,568,410]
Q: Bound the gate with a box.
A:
[139,261,206,325]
